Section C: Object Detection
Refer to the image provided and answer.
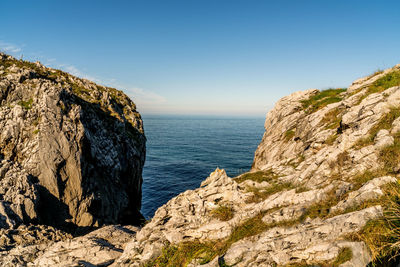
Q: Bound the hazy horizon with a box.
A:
[2,0,400,116]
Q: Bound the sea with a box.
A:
[141,115,266,219]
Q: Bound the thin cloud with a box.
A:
[126,87,167,105]
[56,64,97,82]
[0,40,22,54]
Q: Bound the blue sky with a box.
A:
[1,0,400,116]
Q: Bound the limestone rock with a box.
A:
[222,206,381,266]
[2,54,400,267]
[0,53,146,231]
[32,225,138,266]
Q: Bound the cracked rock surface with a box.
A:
[0,53,146,232]
[2,55,400,266]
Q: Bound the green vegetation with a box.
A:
[147,213,304,267]
[300,189,340,220]
[211,204,234,221]
[301,88,346,114]
[321,107,342,129]
[17,98,33,110]
[333,247,353,266]
[234,169,278,184]
[345,182,400,263]
[246,182,294,203]
[325,133,339,145]
[295,186,310,193]
[145,241,216,267]
[361,70,400,101]
[70,82,90,97]
[33,129,39,134]
[354,107,400,149]
[287,247,353,267]
[287,155,306,169]
[148,169,393,267]
[284,129,295,141]
[380,132,400,174]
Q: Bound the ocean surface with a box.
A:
[141,115,266,219]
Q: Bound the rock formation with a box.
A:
[0,52,146,233]
[2,54,400,266]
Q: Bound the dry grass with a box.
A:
[345,182,400,264]
[284,129,295,142]
[148,212,305,266]
[284,247,352,267]
[211,204,234,221]
[325,133,339,145]
[246,182,294,203]
[332,247,353,266]
[353,107,400,149]
[380,132,400,174]
[322,107,343,130]
[234,169,278,184]
[300,189,341,220]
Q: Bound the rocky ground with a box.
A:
[2,54,400,266]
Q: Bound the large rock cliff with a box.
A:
[3,59,400,266]
[0,53,146,233]
[115,63,400,266]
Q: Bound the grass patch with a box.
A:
[211,204,234,221]
[246,182,294,203]
[380,132,400,174]
[345,182,400,263]
[360,70,400,101]
[350,169,388,191]
[148,212,304,266]
[17,98,33,110]
[295,186,310,193]
[332,247,353,266]
[70,82,90,97]
[145,241,216,267]
[234,169,278,184]
[287,155,306,169]
[300,189,341,220]
[321,107,343,130]
[354,107,400,149]
[301,88,346,114]
[287,247,353,266]
[33,129,39,134]
[284,129,295,142]
[326,133,338,145]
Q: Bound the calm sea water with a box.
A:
[141,115,265,219]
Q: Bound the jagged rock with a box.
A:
[32,225,138,266]
[0,53,146,231]
[222,206,381,266]
[0,225,71,266]
[2,55,400,266]
[331,176,397,214]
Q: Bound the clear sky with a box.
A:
[1,0,400,116]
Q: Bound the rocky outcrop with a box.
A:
[2,54,400,266]
[113,63,400,266]
[0,53,146,232]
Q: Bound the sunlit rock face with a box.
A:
[0,52,146,231]
[2,52,400,266]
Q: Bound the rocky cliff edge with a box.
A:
[0,52,146,236]
[3,60,400,266]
